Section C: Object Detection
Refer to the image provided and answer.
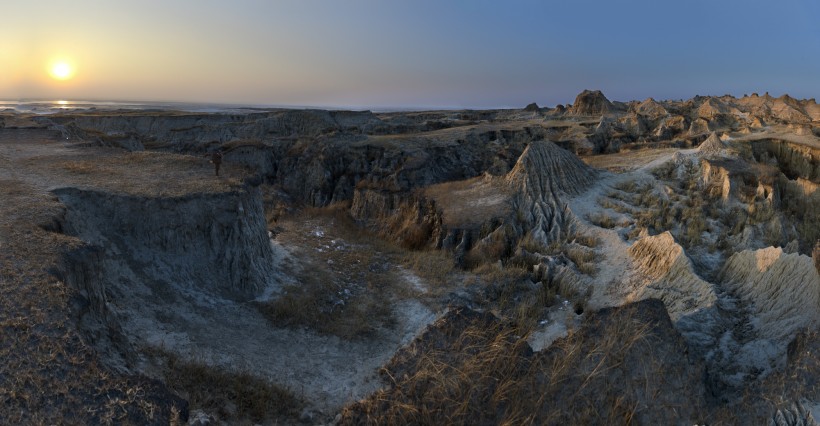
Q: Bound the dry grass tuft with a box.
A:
[156,351,302,424]
[587,212,622,229]
[402,249,456,288]
[61,160,96,174]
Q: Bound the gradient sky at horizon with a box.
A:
[2,0,819,109]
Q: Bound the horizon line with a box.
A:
[2,90,817,114]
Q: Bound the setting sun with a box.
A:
[49,61,74,80]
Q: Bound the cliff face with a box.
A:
[749,139,820,182]
[56,186,276,301]
[719,247,820,343]
[627,232,717,321]
[54,186,277,369]
[41,110,386,149]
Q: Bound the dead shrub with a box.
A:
[400,222,432,250]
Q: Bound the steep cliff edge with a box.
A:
[748,138,820,182]
[40,109,386,150]
[55,186,278,369]
[56,186,275,300]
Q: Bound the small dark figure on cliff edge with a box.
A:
[211,150,223,176]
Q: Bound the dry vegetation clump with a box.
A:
[513,231,599,278]
[569,231,600,248]
[401,249,457,288]
[613,179,639,193]
[587,212,622,229]
[597,196,640,215]
[153,351,303,425]
[257,206,399,339]
[256,266,395,339]
[339,299,709,425]
[645,154,820,254]
[60,160,96,174]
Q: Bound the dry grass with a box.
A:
[61,160,96,174]
[581,148,679,171]
[564,246,598,276]
[155,351,302,424]
[402,249,457,288]
[258,208,398,339]
[340,300,708,425]
[568,232,600,248]
[587,212,623,229]
[0,174,186,423]
[42,150,243,197]
[423,176,512,228]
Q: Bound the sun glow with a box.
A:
[49,61,75,80]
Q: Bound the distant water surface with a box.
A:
[0,100,286,115]
[0,100,467,114]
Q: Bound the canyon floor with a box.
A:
[1,91,819,425]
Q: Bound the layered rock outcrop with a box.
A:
[350,140,596,265]
[634,98,669,120]
[57,186,275,299]
[749,139,820,182]
[627,232,717,321]
[41,109,386,149]
[568,90,614,116]
[506,140,596,246]
[55,186,277,369]
[719,247,820,342]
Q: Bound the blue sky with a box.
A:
[2,0,819,108]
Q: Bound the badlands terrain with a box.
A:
[1,90,819,425]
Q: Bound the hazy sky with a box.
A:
[3,0,819,109]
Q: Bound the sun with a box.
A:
[49,61,75,80]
